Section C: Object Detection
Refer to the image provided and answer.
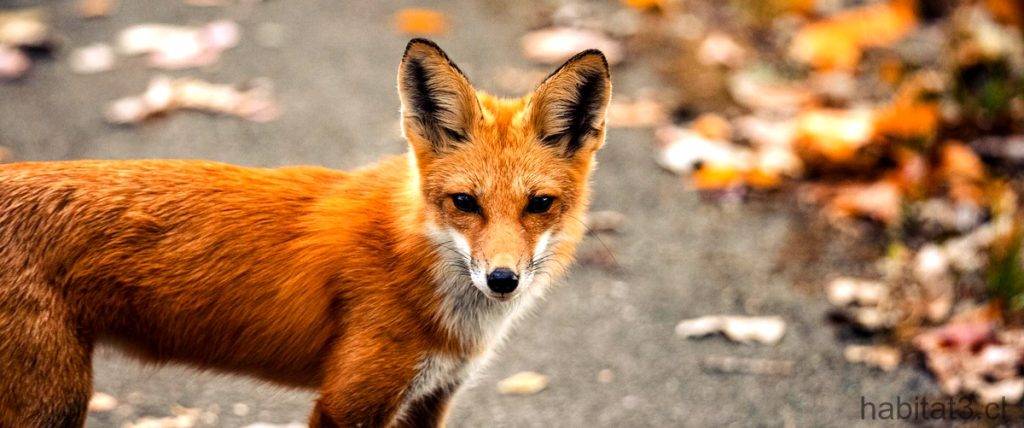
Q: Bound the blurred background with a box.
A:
[3,0,1024,426]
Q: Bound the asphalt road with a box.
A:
[0,1,933,426]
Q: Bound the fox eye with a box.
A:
[526,196,555,214]
[451,193,480,213]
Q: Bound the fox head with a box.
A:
[397,39,611,302]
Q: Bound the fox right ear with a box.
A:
[529,50,612,158]
[398,39,479,156]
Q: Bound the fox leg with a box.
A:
[0,279,93,428]
[394,383,461,428]
[309,336,421,427]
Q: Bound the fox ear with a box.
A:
[530,50,612,157]
[398,39,479,155]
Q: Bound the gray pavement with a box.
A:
[0,1,932,426]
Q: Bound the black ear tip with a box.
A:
[564,49,610,77]
[404,38,443,58]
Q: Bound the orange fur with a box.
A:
[0,39,610,427]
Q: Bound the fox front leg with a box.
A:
[310,338,421,427]
[393,383,461,428]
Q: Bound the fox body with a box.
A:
[0,39,611,427]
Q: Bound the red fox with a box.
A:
[0,39,611,427]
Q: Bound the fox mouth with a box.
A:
[482,290,517,302]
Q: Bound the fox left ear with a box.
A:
[530,50,612,157]
[398,39,479,156]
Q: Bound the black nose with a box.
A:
[486,268,519,294]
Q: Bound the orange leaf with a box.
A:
[394,8,448,36]
[940,143,986,183]
[693,162,746,190]
[790,1,917,70]
[828,179,903,224]
[620,0,664,12]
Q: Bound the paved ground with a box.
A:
[0,1,934,426]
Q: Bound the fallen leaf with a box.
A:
[620,0,664,13]
[826,179,902,224]
[790,0,917,70]
[125,405,199,428]
[394,8,448,36]
[497,371,549,395]
[69,43,115,74]
[675,315,786,345]
[697,32,746,68]
[0,44,30,80]
[106,76,280,124]
[656,127,746,176]
[940,143,987,183]
[844,345,901,371]
[874,72,944,140]
[690,113,732,141]
[521,27,623,65]
[728,70,813,114]
[826,277,888,307]
[87,392,118,412]
[794,108,876,167]
[78,0,114,18]
[118,20,239,70]
[0,8,50,47]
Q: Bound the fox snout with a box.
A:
[486,268,518,294]
[480,252,522,296]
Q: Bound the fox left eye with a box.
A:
[526,196,555,214]
[451,193,481,214]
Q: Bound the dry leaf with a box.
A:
[118,20,239,70]
[940,143,986,183]
[675,315,786,345]
[394,8,448,36]
[497,371,549,395]
[106,76,280,124]
[620,0,665,12]
[69,43,115,74]
[794,108,876,167]
[875,73,944,140]
[87,392,118,412]
[521,27,623,65]
[125,405,200,428]
[697,32,746,68]
[790,1,917,70]
[844,345,901,371]
[656,127,746,176]
[0,44,29,80]
[78,0,114,18]
[728,70,813,114]
[826,277,888,307]
[690,113,732,141]
[826,179,902,224]
[0,8,50,47]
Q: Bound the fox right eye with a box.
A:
[451,193,480,213]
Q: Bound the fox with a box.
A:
[0,39,611,427]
